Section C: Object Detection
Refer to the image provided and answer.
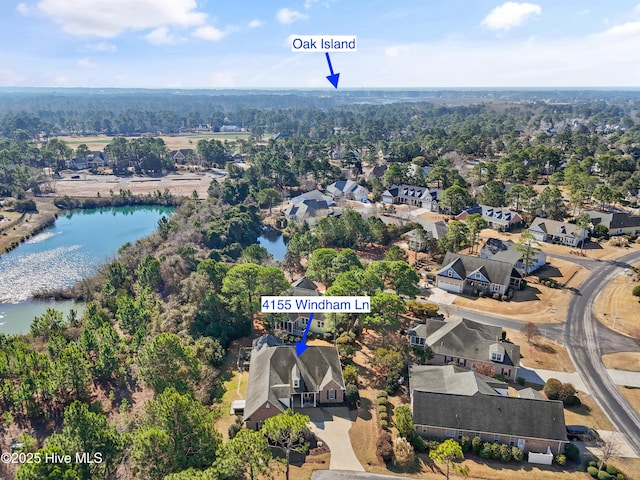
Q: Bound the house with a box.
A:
[527,217,588,247]
[403,221,447,251]
[326,180,369,203]
[171,149,194,164]
[69,151,108,170]
[436,252,523,295]
[409,365,568,454]
[583,210,640,236]
[457,206,523,231]
[274,277,328,336]
[220,125,242,133]
[479,238,546,275]
[243,336,345,429]
[283,190,334,225]
[382,184,442,211]
[408,317,520,381]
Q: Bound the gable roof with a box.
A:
[244,341,345,421]
[479,238,524,265]
[409,317,520,367]
[409,364,506,397]
[383,184,433,201]
[584,210,640,230]
[291,276,319,295]
[412,390,567,442]
[438,252,520,287]
[327,180,365,195]
[528,218,582,238]
[458,205,522,225]
[284,190,333,220]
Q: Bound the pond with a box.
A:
[257,228,288,261]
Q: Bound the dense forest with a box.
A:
[1,90,640,479]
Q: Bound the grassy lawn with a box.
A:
[619,385,640,417]
[563,393,614,430]
[505,328,575,372]
[594,263,640,338]
[602,352,640,372]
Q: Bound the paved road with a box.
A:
[544,251,601,269]
[566,250,640,456]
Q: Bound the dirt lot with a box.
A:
[602,352,640,372]
[56,133,251,151]
[593,263,640,338]
[47,171,217,199]
[452,257,588,324]
[504,329,575,372]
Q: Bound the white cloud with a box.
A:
[76,58,97,68]
[597,20,640,38]
[0,69,25,86]
[34,0,207,38]
[384,45,412,58]
[86,41,117,53]
[304,0,319,9]
[145,27,178,45]
[16,3,30,14]
[192,25,227,42]
[248,18,265,28]
[277,8,308,24]
[481,2,541,31]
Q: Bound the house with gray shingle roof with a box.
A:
[382,184,442,211]
[479,237,546,275]
[274,277,328,336]
[583,209,640,236]
[409,364,568,454]
[326,180,369,203]
[527,217,587,247]
[408,317,520,380]
[243,337,345,429]
[436,252,522,295]
[283,190,334,225]
[457,205,523,231]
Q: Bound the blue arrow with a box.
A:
[295,313,314,357]
[325,52,340,89]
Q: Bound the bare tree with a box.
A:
[520,322,541,344]
[595,432,622,472]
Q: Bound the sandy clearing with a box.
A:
[593,262,640,338]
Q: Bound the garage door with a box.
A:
[438,281,462,293]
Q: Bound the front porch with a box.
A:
[291,392,317,408]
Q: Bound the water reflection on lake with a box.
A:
[257,229,288,261]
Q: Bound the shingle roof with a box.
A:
[291,276,319,295]
[438,252,519,287]
[458,205,522,226]
[409,317,520,367]
[412,391,568,442]
[584,210,640,230]
[528,218,582,238]
[284,190,333,220]
[479,238,523,266]
[409,365,506,397]
[244,341,345,422]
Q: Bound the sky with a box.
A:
[1,1,640,88]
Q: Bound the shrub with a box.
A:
[376,431,394,462]
[380,419,389,429]
[597,471,612,480]
[393,437,416,470]
[589,461,598,468]
[544,378,562,400]
[564,442,580,462]
[343,365,358,385]
[501,295,508,301]
[409,434,427,453]
[460,436,471,453]
[511,447,524,462]
[587,466,599,477]
[555,453,567,465]
[517,376,526,386]
[490,442,502,460]
[499,443,512,462]
[558,383,577,404]
[471,436,482,454]
[564,394,581,406]
[345,383,360,405]
[492,293,500,300]
[377,397,388,406]
[379,411,388,421]
[616,474,625,480]
[479,442,493,459]
[606,465,619,476]
[377,390,388,399]
[478,291,484,297]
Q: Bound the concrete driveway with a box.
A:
[305,407,364,472]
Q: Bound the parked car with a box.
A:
[566,425,598,441]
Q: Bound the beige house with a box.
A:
[436,252,523,295]
[243,336,345,429]
[274,277,328,336]
[409,365,568,454]
[584,210,640,236]
[527,217,588,247]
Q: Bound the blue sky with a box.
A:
[1,1,640,88]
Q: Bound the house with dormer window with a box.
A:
[457,205,523,231]
[382,184,442,211]
[243,336,345,429]
[274,277,328,336]
[407,317,521,380]
[435,252,522,295]
[527,217,587,247]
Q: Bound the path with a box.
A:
[305,407,365,472]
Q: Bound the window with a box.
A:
[447,270,452,277]
[293,379,300,388]
[475,273,481,279]
[491,353,503,362]
[509,436,515,446]
[421,426,428,433]
[328,389,337,400]
[445,429,455,438]
[316,320,324,329]
[494,434,500,442]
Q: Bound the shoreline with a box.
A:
[0,198,60,256]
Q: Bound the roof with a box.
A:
[409,365,506,397]
[383,184,433,201]
[438,252,521,287]
[528,218,582,238]
[408,317,520,367]
[518,387,545,400]
[412,390,567,442]
[583,210,640,230]
[458,205,522,225]
[291,276,319,295]
[244,340,345,421]
[479,238,531,265]
[408,219,448,240]
[284,190,333,220]
[327,180,366,195]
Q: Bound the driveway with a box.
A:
[312,471,412,480]
[305,407,364,472]
[427,287,457,305]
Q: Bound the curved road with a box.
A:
[565,250,640,456]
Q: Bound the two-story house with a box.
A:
[382,184,442,211]
[479,238,546,275]
[436,252,523,295]
[408,317,521,381]
[243,335,345,429]
[326,180,369,203]
[583,210,640,236]
[457,205,523,231]
[273,277,327,336]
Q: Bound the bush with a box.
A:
[345,383,360,405]
[564,443,580,462]
[555,453,566,465]
[377,397,388,406]
[471,436,482,454]
[479,442,493,459]
[606,465,619,476]
[511,447,524,462]
[544,378,563,400]
[564,394,581,406]
[501,295,509,301]
[490,442,502,460]
[380,419,389,429]
[343,365,358,385]
[377,390,388,399]
[517,376,526,386]
[589,461,598,468]
[409,434,427,453]
[376,432,394,462]
[393,437,416,470]
[379,411,388,421]
[478,291,484,297]
[587,466,599,477]
[460,436,471,453]
[616,474,625,480]
[499,443,512,462]
[597,471,612,480]
[492,293,500,300]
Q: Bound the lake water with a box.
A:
[0,205,173,334]
[257,229,287,261]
